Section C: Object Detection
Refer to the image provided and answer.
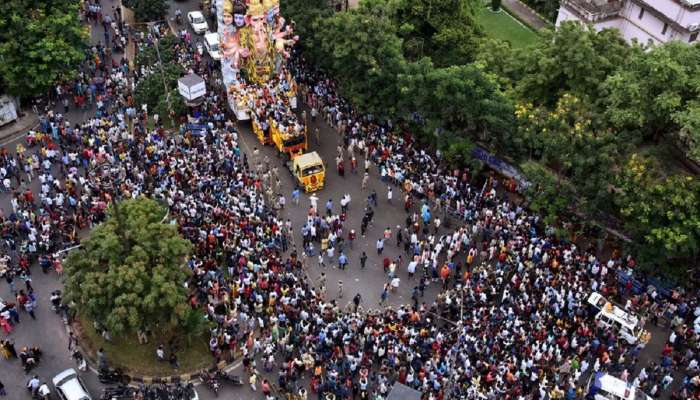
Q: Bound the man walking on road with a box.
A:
[353,293,362,312]
[338,280,343,298]
[360,251,367,269]
[309,193,319,212]
[376,238,384,255]
[338,252,348,270]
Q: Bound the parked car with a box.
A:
[204,32,221,61]
[187,11,209,34]
[53,368,92,400]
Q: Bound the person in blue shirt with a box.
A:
[338,252,348,270]
[326,198,333,216]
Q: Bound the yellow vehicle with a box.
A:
[289,151,325,192]
[271,118,307,157]
[252,116,272,145]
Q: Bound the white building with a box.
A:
[556,0,700,45]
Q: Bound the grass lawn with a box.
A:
[478,7,540,49]
[77,314,214,377]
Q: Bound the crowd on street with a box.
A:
[1,5,700,400]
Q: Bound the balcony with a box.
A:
[561,0,624,22]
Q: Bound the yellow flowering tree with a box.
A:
[516,93,623,215]
[615,155,700,275]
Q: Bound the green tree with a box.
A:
[491,0,501,11]
[155,89,187,124]
[0,0,86,102]
[135,35,179,67]
[513,22,634,107]
[520,0,559,22]
[673,101,700,163]
[399,59,515,152]
[515,93,623,214]
[310,5,406,116]
[392,0,482,66]
[603,42,700,151]
[122,0,167,23]
[615,155,700,274]
[281,0,333,47]
[134,64,185,114]
[64,198,192,335]
[520,160,575,227]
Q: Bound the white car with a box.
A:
[204,32,221,61]
[53,369,92,400]
[187,11,209,34]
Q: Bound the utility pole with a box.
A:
[152,33,174,121]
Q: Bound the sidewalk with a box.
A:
[502,0,550,30]
[0,112,39,143]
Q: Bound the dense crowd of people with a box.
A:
[1,4,700,400]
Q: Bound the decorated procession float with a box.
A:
[217,0,306,157]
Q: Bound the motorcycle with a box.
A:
[200,370,220,397]
[20,347,43,373]
[215,370,242,386]
[100,385,135,400]
[196,41,204,56]
[34,383,51,400]
[175,10,182,25]
[98,367,128,385]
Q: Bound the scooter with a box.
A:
[215,370,242,386]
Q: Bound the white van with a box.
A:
[591,294,650,345]
[586,372,652,400]
[204,32,221,61]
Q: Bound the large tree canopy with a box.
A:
[122,0,168,23]
[64,198,192,335]
[512,22,635,107]
[392,0,483,66]
[602,42,700,155]
[310,4,406,116]
[0,0,86,100]
[399,59,515,151]
[615,155,700,275]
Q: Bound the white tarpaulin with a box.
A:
[177,74,206,101]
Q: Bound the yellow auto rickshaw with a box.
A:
[289,151,325,192]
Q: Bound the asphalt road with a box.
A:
[0,1,678,400]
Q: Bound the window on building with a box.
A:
[690,32,698,43]
[662,23,668,35]
[638,7,645,19]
